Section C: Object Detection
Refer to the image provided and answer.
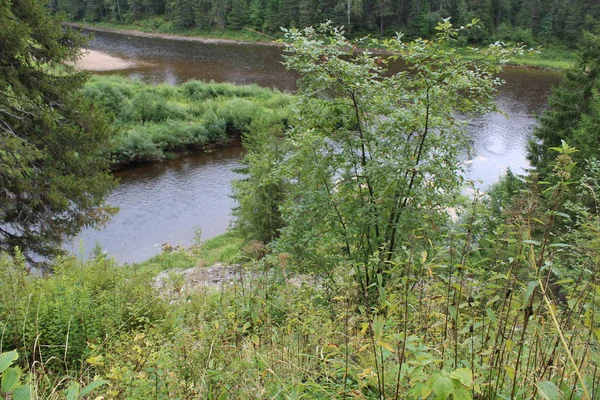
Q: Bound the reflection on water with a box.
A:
[69,144,244,263]
[75,30,563,262]
[88,30,297,91]
[466,67,560,186]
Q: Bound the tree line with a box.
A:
[55,0,599,46]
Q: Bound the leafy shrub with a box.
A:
[219,98,260,134]
[0,252,167,372]
[112,130,164,164]
[82,79,133,117]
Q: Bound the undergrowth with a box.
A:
[1,158,599,398]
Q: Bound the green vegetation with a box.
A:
[3,2,600,398]
[456,46,577,70]
[73,19,271,42]
[528,32,600,180]
[81,76,292,167]
[134,231,244,274]
[2,155,600,398]
[0,0,116,265]
[56,0,599,49]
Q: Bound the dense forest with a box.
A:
[55,0,600,46]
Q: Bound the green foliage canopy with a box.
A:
[0,0,116,264]
[58,0,599,47]
[234,21,517,292]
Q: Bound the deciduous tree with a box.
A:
[266,21,512,294]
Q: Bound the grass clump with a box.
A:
[81,76,292,167]
[133,231,244,275]
[455,45,576,70]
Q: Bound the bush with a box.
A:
[0,252,167,371]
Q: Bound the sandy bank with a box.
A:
[73,49,134,71]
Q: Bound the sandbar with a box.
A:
[73,49,134,71]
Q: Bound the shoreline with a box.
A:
[66,22,573,71]
[73,48,135,71]
[63,22,279,47]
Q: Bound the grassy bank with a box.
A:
[133,231,244,275]
[68,19,273,44]
[82,76,292,167]
[456,45,576,70]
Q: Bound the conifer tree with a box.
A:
[528,32,600,178]
[0,0,116,265]
[228,0,249,29]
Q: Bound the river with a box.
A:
[69,29,562,263]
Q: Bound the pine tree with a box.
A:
[210,0,230,29]
[0,0,116,265]
[193,0,212,28]
[171,0,195,27]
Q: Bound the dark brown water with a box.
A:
[73,30,562,263]
[87,30,297,91]
[69,144,244,263]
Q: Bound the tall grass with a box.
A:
[82,76,292,167]
[2,161,598,398]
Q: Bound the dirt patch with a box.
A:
[72,49,134,71]
[153,263,244,298]
[153,263,317,300]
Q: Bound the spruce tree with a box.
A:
[0,0,116,265]
[528,32,600,178]
[228,0,249,29]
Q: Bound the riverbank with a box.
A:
[68,20,575,70]
[74,49,135,71]
[64,21,277,46]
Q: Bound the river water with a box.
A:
[70,30,562,263]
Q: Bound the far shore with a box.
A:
[64,22,572,71]
[63,22,279,47]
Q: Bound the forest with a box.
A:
[1,0,600,398]
[54,0,600,46]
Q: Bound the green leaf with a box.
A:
[0,351,18,374]
[523,240,541,246]
[12,385,31,400]
[430,373,454,400]
[1,367,21,393]
[504,365,515,380]
[80,379,108,397]
[65,384,80,400]
[450,368,474,388]
[452,385,473,400]
[524,280,538,304]
[486,308,497,324]
[548,243,571,248]
[554,212,571,219]
[536,380,559,400]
